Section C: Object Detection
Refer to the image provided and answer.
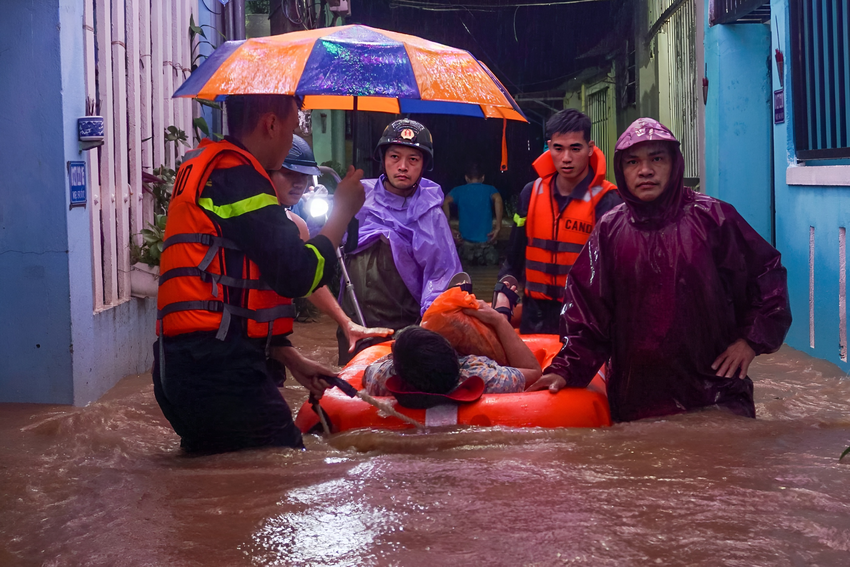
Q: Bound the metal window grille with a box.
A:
[791,0,850,160]
[649,0,700,181]
[83,0,197,311]
[623,37,637,108]
[709,0,771,25]
[587,88,609,161]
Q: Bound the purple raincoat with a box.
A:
[546,118,791,422]
[353,176,463,315]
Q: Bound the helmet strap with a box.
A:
[381,173,420,198]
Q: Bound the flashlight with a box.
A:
[308,185,329,218]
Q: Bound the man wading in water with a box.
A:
[528,118,792,421]
[336,119,463,364]
[154,95,365,454]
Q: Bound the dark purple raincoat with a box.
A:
[545,119,791,422]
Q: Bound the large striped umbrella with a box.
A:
[173,25,526,123]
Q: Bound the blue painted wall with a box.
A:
[704,16,773,242]
[0,1,156,404]
[704,0,850,373]
[769,0,850,372]
[0,0,75,403]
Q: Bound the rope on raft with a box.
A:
[310,375,425,434]
[355,390,425,429]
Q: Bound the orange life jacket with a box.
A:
[524,146,617,302]
[156,138,294,340]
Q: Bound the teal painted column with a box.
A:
[704,18,773,242]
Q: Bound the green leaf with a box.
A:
[155,214,168,230]
[194,98,222,110]
[200,24,227,40]
[841,446,850,461]
[193,117,211,138]
[189,14,206,39]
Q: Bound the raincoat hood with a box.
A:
[614,118,686,227]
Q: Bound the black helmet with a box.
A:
[374,119,434,171]
[282,135,322,176]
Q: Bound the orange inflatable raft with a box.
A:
[294,335,611,433]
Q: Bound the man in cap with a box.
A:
[337,118,463,364]
[270,135,393,355]
[528,118,792,423]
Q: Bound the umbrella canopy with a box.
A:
[173,25,526,122]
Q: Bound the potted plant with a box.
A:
[129,124,203,298]
[129,165,175,298]
[78,97,104,145]
[129,213,166,298]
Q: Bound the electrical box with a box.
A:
[328,0,351,16]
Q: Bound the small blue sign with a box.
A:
[68,161,87,207]
[774,89,785,124]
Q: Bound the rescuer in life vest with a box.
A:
[498,109,622,335]
[153,94,365,454]
[335,119,463,364]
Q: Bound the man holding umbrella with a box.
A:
[154,94,365,454]
[336,119,463,364]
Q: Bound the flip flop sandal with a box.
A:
[492,275,520,320]
[448,271,473,294]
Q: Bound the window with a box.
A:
[622,37,637,108]
[791,0,850,160]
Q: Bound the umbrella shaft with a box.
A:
[336,246,365,326]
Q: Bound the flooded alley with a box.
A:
[2,315,849,567]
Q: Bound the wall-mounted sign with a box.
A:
[774,89,785,124]
[68,161,87,208]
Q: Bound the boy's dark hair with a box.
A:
[392,326,460,394]
[546,109,592,143]
[465,162,484,180]
[225,94,299,139]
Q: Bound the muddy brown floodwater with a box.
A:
[2,315,850,567]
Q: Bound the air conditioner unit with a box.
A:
[328,0,351,16]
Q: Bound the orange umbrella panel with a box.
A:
[174,25,526,122]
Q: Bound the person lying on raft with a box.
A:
[361,292,543,403]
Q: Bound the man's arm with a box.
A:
[527,229,614,392]
[489,192,504,243]
[441,194,453,220]
[464,300,542,385]
[442,194,461,242]
[713,204,792,373]
[202,165,337,298]
[498,181,534,282]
